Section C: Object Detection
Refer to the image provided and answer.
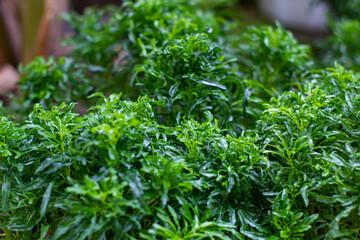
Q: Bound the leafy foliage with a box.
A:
[238,24,312,95]
[141,203,240,239]
[316,0,360,19]
[256,65,360,238]
[63,0,227,93]
[19,56,92,113]
[136,33,244,130]
[319,19,360,71]
[3,0,360,239]
[0,103,84,239]
[0,94,259,239]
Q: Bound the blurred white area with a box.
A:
[258,0,328,32]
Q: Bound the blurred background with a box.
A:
[0,0,343,104]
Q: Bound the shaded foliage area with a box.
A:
[317,0,360,19]
[319,19,360,71]
[2,0,360,239]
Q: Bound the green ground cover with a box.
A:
[1,0,360,239]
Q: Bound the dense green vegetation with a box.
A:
[319,19,360,71]
[317,0,360,19]
[317,0,360,71]
[1,0,360,239]
[19,57,92,114]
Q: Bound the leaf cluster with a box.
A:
[18,57,92,114]
[4,0,360,239]
[315,0,360,19]
[61,0,227,93]
[318,19,360,71]
[237,24,312,95]
[17,0,233,114]
[0,94,263,239]
[136,33,244,130]
[256,64,360,239]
